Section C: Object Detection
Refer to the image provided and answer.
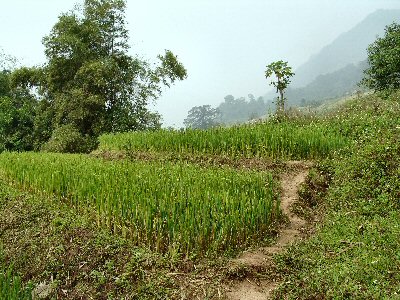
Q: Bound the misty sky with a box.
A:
[1,0,399,127]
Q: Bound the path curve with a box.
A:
[226,162,310,300]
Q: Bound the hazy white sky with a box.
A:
[1,0,399,127]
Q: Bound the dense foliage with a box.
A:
[217,94,271,124]
[362,22,400,92]
[184,94,271,127]
[183,105,220,129]
[0,71,36,152]
[4,0,186,153]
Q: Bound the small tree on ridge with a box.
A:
[265,60,294,114]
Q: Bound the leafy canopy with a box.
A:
[0,70,36,152]
[184,105,220,130]
[362,22,400,92]
[265,60,294,112]
[10,0,187,152]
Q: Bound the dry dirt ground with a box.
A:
[225,161,311,300]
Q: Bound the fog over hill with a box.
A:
[292,9,400,88]
[210,9,400,126]
[284,60,368,108]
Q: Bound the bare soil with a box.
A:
[226,161,311,300]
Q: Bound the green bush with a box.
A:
[41,124,97,153]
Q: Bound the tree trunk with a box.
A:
[279,89,284,112]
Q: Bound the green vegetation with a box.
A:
[273,92,400,299]
[0,70,36,152]
[217,94,270,125]
[0,178,215,299]
[0,3,399,297]
[183,105,220,129]
[1,92,399,298]
[265,60,295,113]
[362,22,400,92]
[184,94,271,128]
[99,121,347,160]
[1,0,186,153]
[0,152,278,256]
[0,267,33,300]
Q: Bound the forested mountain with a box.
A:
[292,9,400,87]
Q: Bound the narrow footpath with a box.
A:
[226,162,310,300]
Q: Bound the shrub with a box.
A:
[41,124,97,153]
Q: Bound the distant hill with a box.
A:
[216,94,272,125]
[218,60,367,124]
[292,9,400,88]
[215,9,400,125]
[263,60,367,109]
[285,60,368,108]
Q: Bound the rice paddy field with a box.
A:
[0,117,353,298]
[0,120,348,257]
[99,121,348,160]
[0,152,278,256]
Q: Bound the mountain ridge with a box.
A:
[292,9,400,88]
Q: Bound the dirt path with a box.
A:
[226,162,311,300]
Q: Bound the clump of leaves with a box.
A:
[41,124,97,153]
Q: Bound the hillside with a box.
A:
[3,53,399,300]
[274,92,400,299]
[1,91,400,298]
[209,60,366,125]
[285,60,368,107]
[261,60,367,114]
[292,9,400,88]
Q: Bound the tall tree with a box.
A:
[265,60,294,113]
[361,22,400,92]
[12,0,187,151]
[184,105,220,129]
[0,70,36,152]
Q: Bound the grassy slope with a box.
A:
[0,92,399,299]
[273,92,400,299]
[0,181,172,299]
[0,164,274,299]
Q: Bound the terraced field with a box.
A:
[0,152,279,256]
[0,115,355,299]
[99,121,347,160]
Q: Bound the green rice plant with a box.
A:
[0,152,279,256]
[98,121,348,160]
[0,266,33,300]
